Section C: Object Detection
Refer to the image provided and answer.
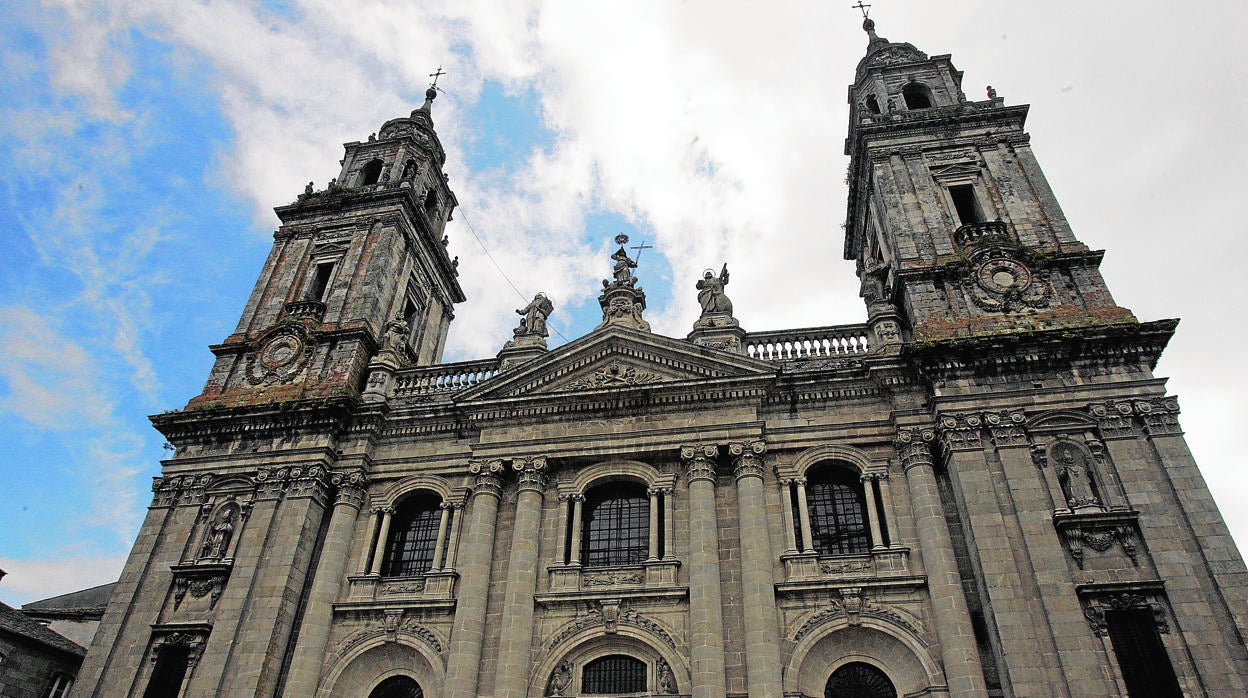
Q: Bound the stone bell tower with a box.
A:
[189,87,465,409]
[844,16,1134,344]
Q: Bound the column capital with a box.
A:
[648,487,673,497]
[779,475,807,487]
[936,413,984,452]
[895,428,937,472]
[984,409,1029,448]
[513,455,550,493]
[729,440,767,481]
[331,469,370,510]
[681,443,719,484]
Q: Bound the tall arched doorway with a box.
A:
[825,662,896,698]
[368,675,424,698]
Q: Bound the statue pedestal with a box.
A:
[362,354,403,402]
[688,314,746,354]
[498,333,547,371]
[597,282,651,332]
[867,302,904,353]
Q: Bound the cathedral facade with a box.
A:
[75,19,1248,698]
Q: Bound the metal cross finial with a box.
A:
[852,1,872,19]
[429,66,446,89]
[630,240,654,263]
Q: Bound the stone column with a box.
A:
[660,488,675,560]
[681,444,727,698]
[368,507,394,575]
[568,494,585,565]
[356,508,381,573]
[778,478,798,554]
[862,474,885,549]
[431,502,451,570]
[794,477,814,553]
[442,501,464,571]
[444,462,505,698]
[896,429,988,697]
[730,441,783,697]
[284,470,369,696]
[647,488,661,561]
[555,494,571,564]
[494,456,549,698]
[876,471,897,545]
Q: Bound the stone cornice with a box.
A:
[152,397,358,446]
[905,319,1177,379]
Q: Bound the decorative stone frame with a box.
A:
[532,622,688,697]
[1028,410,1131,514]
[317,629,446,698]
[775,445,908,582]
[548,460,679,591]
[785,615,942,697]
[140,624,211,698]
[1075,582,1198,697]
[348,475,467,601]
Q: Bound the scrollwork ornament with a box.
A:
[681,443,719,483]
[729,440,766,481]
[896,428,937,472]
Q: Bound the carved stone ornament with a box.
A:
[730,440,767,481]
[1082,591,1169,637]
[245,325,315,385]
[514,455,550,492]
[895,428,937,472]
[149,627,209,667]
[563,360,664,391]
[792,591,923,641]
[963,254,1053,313]
[937,413,983,452]
[681,444,719,483]
[544,602,678,652]
[985,409,1029,448]
[582,570,644,587]
[331,469,370,509]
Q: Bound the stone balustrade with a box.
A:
[744,324,872,361]
[390,359,500,398]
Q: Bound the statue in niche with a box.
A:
[401,160,417,181]
[696,264,733,316]
[201,507,236,559]
[546,661,572,696]
[515,293,553,337]
[657,658,677,694]
[1053,441,1100,510]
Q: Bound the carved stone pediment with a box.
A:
[455,326,775,401]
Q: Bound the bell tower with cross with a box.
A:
[187,70,466,409]
[843,15,1136,347]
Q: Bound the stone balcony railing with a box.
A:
[953,220,1010,249]
[386,323,873,401]
[743,324,873,361]
[390,358,500,399]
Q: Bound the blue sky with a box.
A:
[2,0,1248,605]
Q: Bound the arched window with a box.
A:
[369,675,424,698]
[865,94,881,114]
[360,159,385,185]
[382,493,442,577]
[807,465,871,555]
[582,655,647,694]
[423,188,439,216]
[902,83,933,110]
[582,482,649,567]
[825,662,897,698]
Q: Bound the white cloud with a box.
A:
[0,307,112,429]
[0,555,128,607]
